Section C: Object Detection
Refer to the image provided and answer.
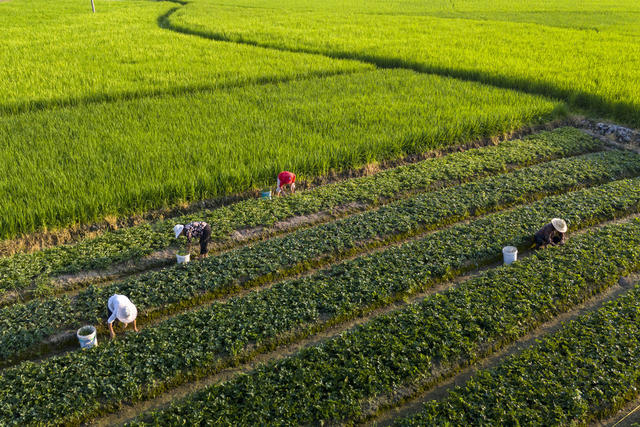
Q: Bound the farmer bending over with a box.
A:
[107,294,138,339]
[534,218,567,249]
[174,221,212,258]
[276,171,296,196]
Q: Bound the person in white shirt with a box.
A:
[107,294,139,339]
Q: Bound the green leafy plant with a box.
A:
[127,219,640,426]
[3,150,638,365]
[77,326,94,337]
[3,190,640,425]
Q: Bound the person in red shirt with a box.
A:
[276,171,296,196]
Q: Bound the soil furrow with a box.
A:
[373,275,640,426]
[88,254,512,427]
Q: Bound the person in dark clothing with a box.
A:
[534,218,567,249]
[174,221,212,258]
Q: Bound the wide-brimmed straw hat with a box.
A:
[117,303,137,324]
[551,218,568,233]
[173,224,184,238]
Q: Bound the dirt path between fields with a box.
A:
[1,201,369,308]
[7,208,492,370]
[372,275,640,425]
[597,372,640,426]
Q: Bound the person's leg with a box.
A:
[200,225,212,257]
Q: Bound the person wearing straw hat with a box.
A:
[107,294,138,339]
[173,221,212,258]
[276,171,296,196]
[534,218,568,249]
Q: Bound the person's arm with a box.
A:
[108,322,115,339]
[558,232,566,245]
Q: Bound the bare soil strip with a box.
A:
[597,380,640,426]
[12,207,639,369]
[372,275,640,426]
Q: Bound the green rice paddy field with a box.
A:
[3,0,640,425]
[4,0,640,239]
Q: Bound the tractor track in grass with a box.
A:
[155,2,640,128]
[372,274,640,426]
[89,213,640,426]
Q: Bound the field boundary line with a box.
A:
[158,2,639,126]
[6,137,599,308]
[0,66,367,119]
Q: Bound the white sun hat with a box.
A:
[173,224,184,238]
[551,218,568,233]
[117,303,137,324]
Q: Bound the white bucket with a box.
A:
[502,246,518,265]
[77,325,98,349]
[176,253,190,264]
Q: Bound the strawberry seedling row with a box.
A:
[398,284,640,425]
[2,179,640,424]
[1,149,635,365]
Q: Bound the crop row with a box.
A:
[0,127,598,295]
[128,219,640,425]
[1,149,636,364]
[2,178,640,424]
[398,284,640,426]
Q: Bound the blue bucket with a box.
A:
[260,190,272,200]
